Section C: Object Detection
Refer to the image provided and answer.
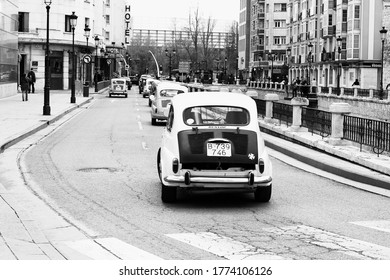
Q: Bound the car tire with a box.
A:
[162,184,177,203]
[151,118,157,125]
[254,184,272,202]
[125,94,128,98]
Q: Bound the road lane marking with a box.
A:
[350,220,390,234]
[166,232,284,260]
[141,141,149,150]
[57,238,162,260]
[95,238,163,260]
[263,225,390,260]
[138,121,143,130]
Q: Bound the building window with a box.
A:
[274,20,285,28]
[274,36,286,45]
[274,3,287,12]
[65,14,72,32]
[105,31,110,40]
[105,15,110,25]
[106,0,110,7]
[18,12,29,32]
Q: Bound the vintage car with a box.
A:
[150,81,188,125]
[143,78,159,98]
[138,74,152,94]
[157,91,273,203]
[109,78,128,98]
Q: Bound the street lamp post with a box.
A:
[336,36,342,96]
[43,0,52,115]
[380,26,388,100]
[94,35,99,92]
[268,53,274,82]
[286,47,291,99]
[307,42,313,85]
[112,42,116,75]
[224,57,227,83]
[165,48,176,80]
[83,24,90,88]
[70,11,77,104]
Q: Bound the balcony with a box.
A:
[322,26,336,38]
[257,13,265,19]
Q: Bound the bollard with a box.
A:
[287,97,309,132]
[264,93,279,123]
[328,102,351,145]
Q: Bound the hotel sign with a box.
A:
[124,5,131,45]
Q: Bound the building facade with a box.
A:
[0,0,19,98]
[288,0,384,90]
[17,0,128,93]
[238,0,251,81]
[248,0,289,82]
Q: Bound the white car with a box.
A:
[143,78,159,98]
[157,91,273,203]
[150,81,188,125]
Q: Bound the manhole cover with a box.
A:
[77,167,119,173]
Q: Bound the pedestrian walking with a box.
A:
[21,73,29,101]
[27,68,36,93]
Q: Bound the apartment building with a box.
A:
[17,0,128,91]
[0,0,18,98]
[249,0,289,82]
[288,0,383,89]
[238,0,251,81]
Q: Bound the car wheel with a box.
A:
[162,184,177,203]
[125,94,128,98]
[254,184,272,202]
[151,118,157,125]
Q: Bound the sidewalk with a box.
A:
[0,88,389,260]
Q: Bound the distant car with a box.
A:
[143,78,159,98]
[138,74,152,94]
[123,76,132,90]
[150,81,188,125]
[148,80,161,106]
[157,91,273,203]
[109,78,128,98]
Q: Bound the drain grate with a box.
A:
[77,167,119,173]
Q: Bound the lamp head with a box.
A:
[44,0,52,6]
[84,24,91,38]
[94,35,100,45]
[380,26,388,41]
[69,12,77,28]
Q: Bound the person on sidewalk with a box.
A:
[20,73,29,101]
[27,68,36,93]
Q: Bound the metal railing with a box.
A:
[254,99,266,117]
[272,102,293,126]
[301,107,331,138]
[343,115,390,155]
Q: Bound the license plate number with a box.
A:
[207,143,231,157]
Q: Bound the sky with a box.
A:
[130,0,239,31]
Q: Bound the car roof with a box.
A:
[171,91,257,111]
[157,81,188,91]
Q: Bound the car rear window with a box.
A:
[183,106,249,126]
[160,89,185,97]
[113,80,125,85]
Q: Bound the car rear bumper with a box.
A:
[164,171,272,187]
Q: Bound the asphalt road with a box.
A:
[22,88,390,260]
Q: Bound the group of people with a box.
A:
[20,68,36,101]
[291,77,311,98]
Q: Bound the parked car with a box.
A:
[109,78,128,98]
[150,81,188,125]
[157,91,273,203]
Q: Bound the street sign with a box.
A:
[179,61,191,73]
[83,54,92,64]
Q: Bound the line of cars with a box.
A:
[137,77,274,204]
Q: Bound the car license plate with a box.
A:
[207,143,231,157]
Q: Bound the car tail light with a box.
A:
[172,158,179,173]
[258,158,265,173]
